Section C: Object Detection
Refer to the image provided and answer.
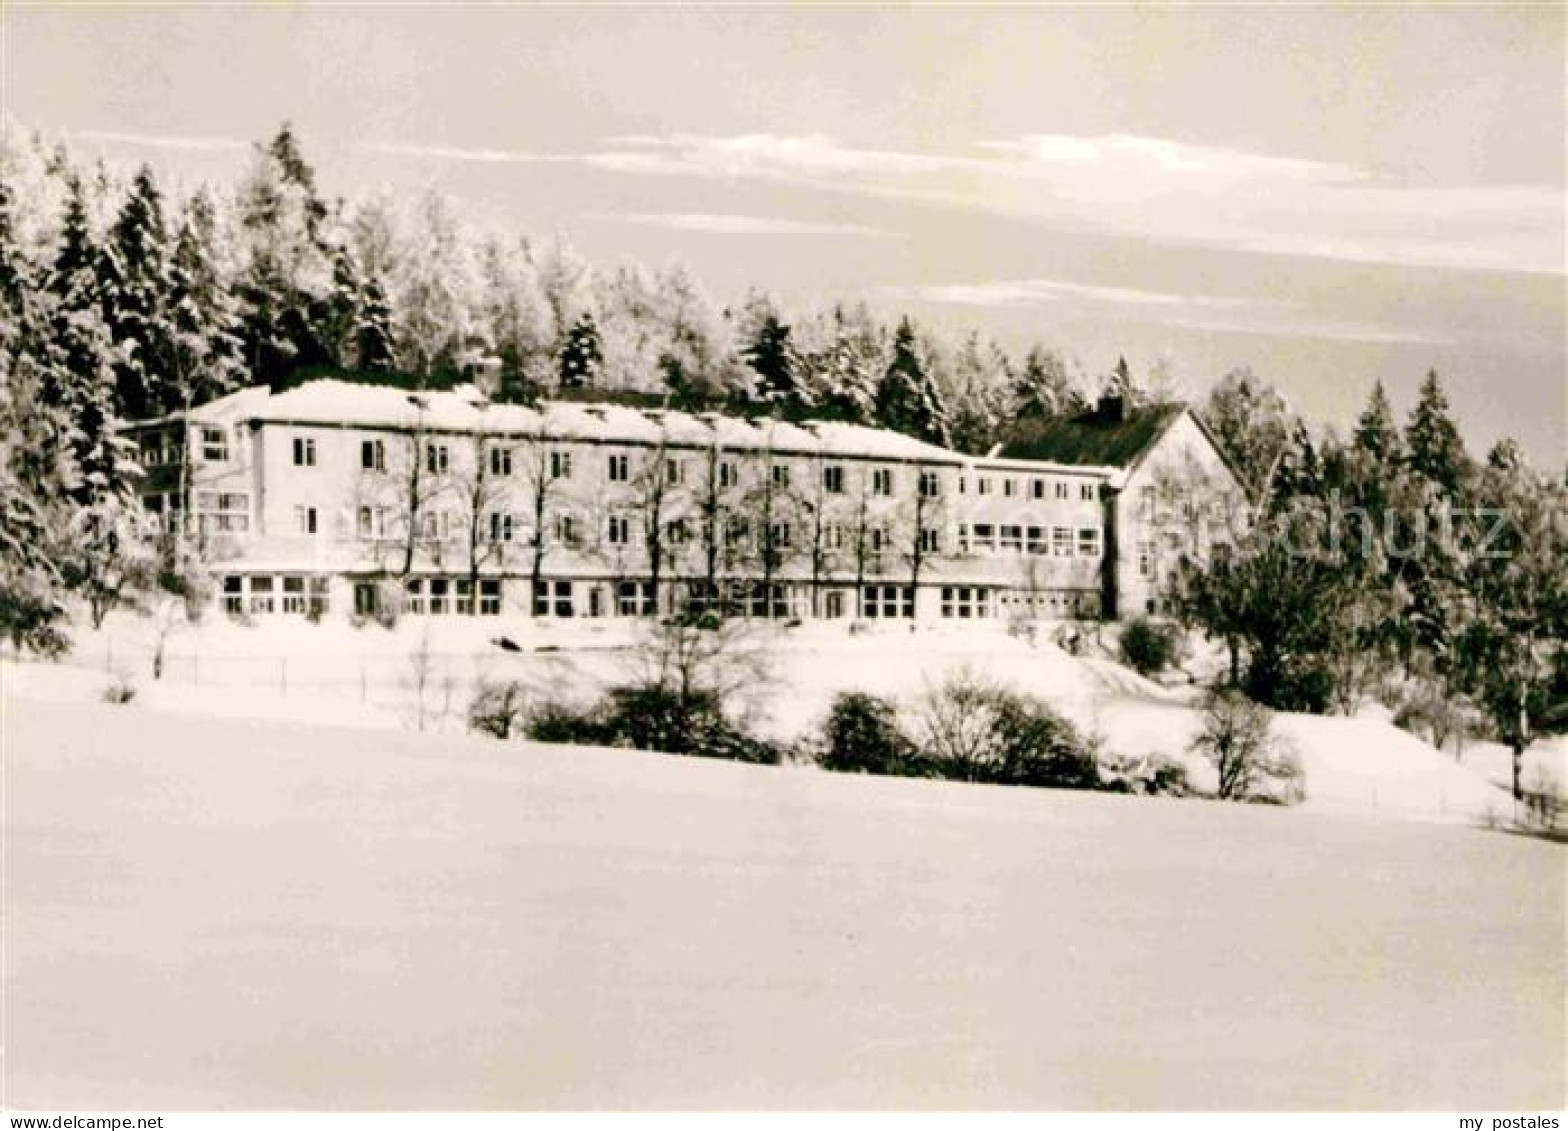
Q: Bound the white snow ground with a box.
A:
[3,694,1563,1110]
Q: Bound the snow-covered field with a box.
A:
[4,693,1563,1110]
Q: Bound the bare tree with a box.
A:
[900,462,945,612]
[455,416,516,614]
[800,452,838,618]
[519,436,564,613]
[848,470,877,618]
[692,436,738,613]
[629,431,679,616]
[1189,689,1305,803]
[744,430,802,617]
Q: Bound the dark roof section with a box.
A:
[998,402,1187,469]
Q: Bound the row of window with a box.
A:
[222,574,329,616]
[224,574,1102,621]
[208,428,1102,511]
[296,433,948,499]
[960,524,1102,557]
[965,475,1097,502]
[938,586,1100,619]
[402,577,504,616]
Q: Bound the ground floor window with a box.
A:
[617,580,656,616]
[223,574,330,617]
[748,583,791,619]
[823,589,848,619]
[1002,588,1100,619]
[533,580,574,617]
[941,586,991,619]
[861,584,914,619]
[478,579,501,615]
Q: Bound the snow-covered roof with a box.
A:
[168,379,965,464]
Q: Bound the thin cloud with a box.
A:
[363,140,576,164]
[361,130,1560,274]
[581,133,1562,275]
[908,278,1291,310]
[69,129,249,152]
[901,277,1447,346]
[585,211,901,239]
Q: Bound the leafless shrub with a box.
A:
[1189,689,1305,804]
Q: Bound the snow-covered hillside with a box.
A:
[4,695,1562,1110]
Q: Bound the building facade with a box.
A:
[127,379,1243,625]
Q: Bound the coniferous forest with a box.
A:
[1,122,1563,789]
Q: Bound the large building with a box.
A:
[126,378,1243,624]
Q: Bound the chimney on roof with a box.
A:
[1097,392,1125,424]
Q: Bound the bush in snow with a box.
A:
[1188,689,1304,804]
[602,685,783,765]
[1098,752,1191,797]
[818,691,924,777]
[522,685,783,764]
[909,668,1101,790]
[524,698,611,746]
[1119,615,1181,677]
[467,679,530,739]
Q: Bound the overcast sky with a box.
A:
[6,4,1563,465]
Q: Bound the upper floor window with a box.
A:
[666,517,690,544]
[767,522,792,550]
[1055,481,1069,500]
[823,465,845,495]
[1081,483,1096,502]
[771,464,791,489]
[361,439,385,472]
[489,512,514,543]
[555,513,578,547]
[426,442,450,475]
[550,450,573,480]
[608,453,630,483]
[919,470,941,498]
[666,458,686,487]
[718,461,739,489]
[201,427,229,462]
[606,514,632,546]
[489,446,513,478]
[872,468,894,496]
[1003,478,1016,498]
[292,436,316,467]
[1140,485,1157,518]
[919,527,941,553]
[977,476,993,496]
[357,505,387,540]
[294,505,317,535]
[1031,478,1045,500]
[1137,538,1155,578]
[420,511,451,540]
